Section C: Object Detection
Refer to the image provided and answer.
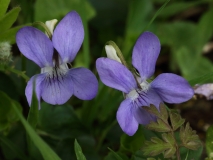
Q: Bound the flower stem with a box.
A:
[0,64,29,81]
[172,131,181,160]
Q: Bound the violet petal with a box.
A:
[146,88,163,109]
[16,27,54,68]
[116,98,138,136]
[132,32,161,81]
[25,73,46,109]
[68,67,98,100]
[151,73,194,103]
[52,11,84,63]
[96,58,137,93]
[133,106,157,125]
[41,73,74,105]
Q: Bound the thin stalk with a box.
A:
[171,131,181,160]
[33,21,52,38]
[0,64,29,81]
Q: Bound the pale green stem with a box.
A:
[0,64,29,81]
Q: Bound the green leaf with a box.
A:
[0,24,30,44]
[123,0,153,55]
[104,152,128,160]
[180,146,203,160]
[143,104,168,121]
[176,47,213,80]
[169,111,185,131]
[26,79,39,157]
[158,1,208,19]
[206,126,213,158]
[195,7,213,54]
[0,0,10,18]
[156,22,197,50]
[0,91,61,160]
[120,126,145,153]
[27,82,38,129]
[133,150,164,160]
[38,103,84,139]
[0,93,62,160]
[188,72,213,86]
[180,123,201,150]
[143,105,160,119]
[142,133,176,158]
[0,7,21,33]
[0,135,28,160]
[34,0,95,22]
[74,139,87,160]
[0,71,19,100]
[143,0,170,31]
[161,133,176,158]
[144,104,171,132]
[146,119,171,132]
[0,90,21,132]
[108,148,124,160]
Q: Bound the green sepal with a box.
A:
[74,139,87,160]
[180,123,201,150]
[0,7,21,33]
[169,111,185,131]
[142,133,176,158]
[33,21,52,38]
[0,0,10,19]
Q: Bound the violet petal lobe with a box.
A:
[132,31,161,81]
[16,27,54,68]
[52,11,84,63]
[68,67,98,100]
[96,58,137,93]
[25,73,46,109]
[116,98,138,136]
[151,73,194,103]
[41,73,74,105]
[145,88,163,109]
[133,105,157,125]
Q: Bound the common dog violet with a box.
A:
[96,31,194,136]
[16,11,98,108]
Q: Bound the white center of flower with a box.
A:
[126,80,150,100]
[41,63,68,78]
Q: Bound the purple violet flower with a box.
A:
[96,31,194,136]
[16,11,98,108]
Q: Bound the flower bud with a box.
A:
[105,44,121,63]
[45,19,58,37]
[0,42,12,63]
